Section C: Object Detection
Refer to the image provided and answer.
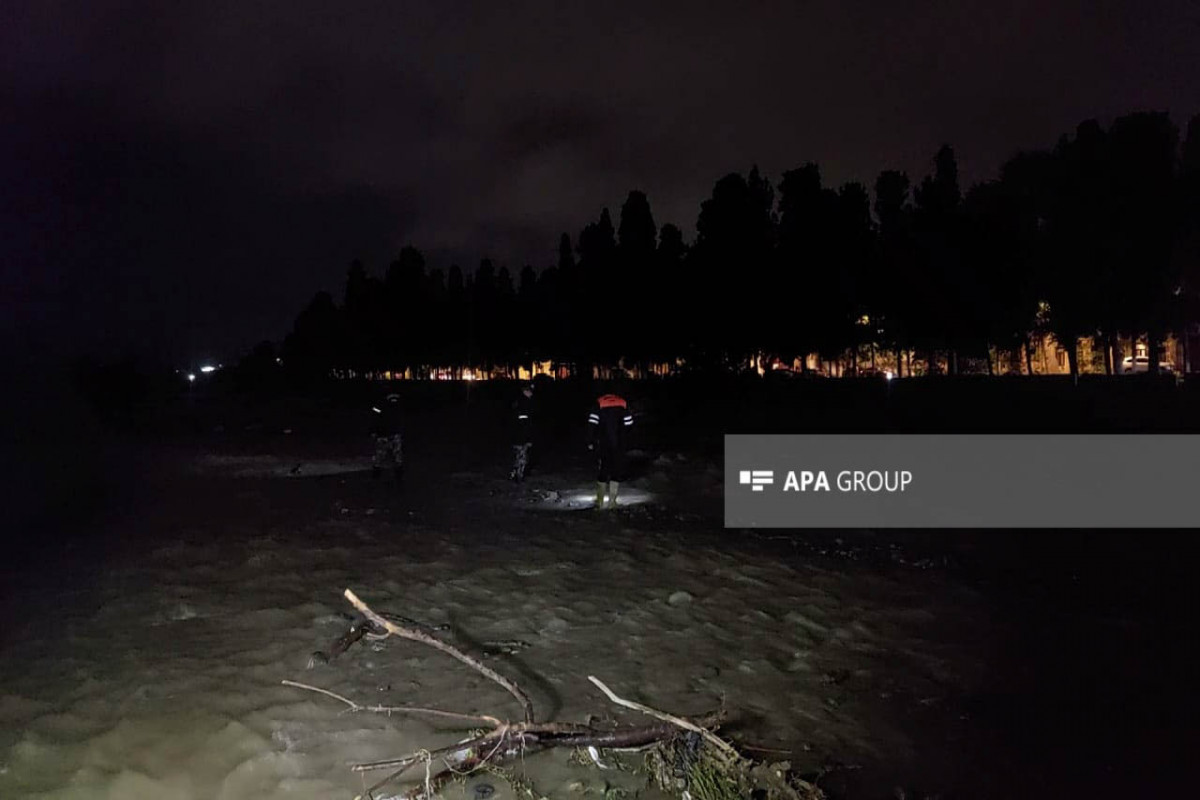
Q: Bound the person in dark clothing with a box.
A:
[587,389,633,508]
[371,393,404,482]
[510,383,536,481]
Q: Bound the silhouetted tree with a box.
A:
[281,291,343,382]
[577,208,617,370]
[778,163,838,369]
[655,222,689,363]
[495,265,517,369]
[385,246,429,372]
[913,144,968,373]
[1038,122,1112,381]
[873,170,915,373]
[693,167,776,369]
[962,180,1036,373]
[1175,116,1200,371]
[343,258,383,373]
[427,267,448,366]
[832,182,875,372]
[746,166,778,363]
[516,264,538,365]
[618,190,658,370]
[446,264,468,373]
[233,340,281,393]
[618,191,657,257]
[1107,112,1181,373]
[272,109,1200,383]
[535,265,563,365]
[996,150,1058,373]
[472,258,497,369]
[553,232,580,365]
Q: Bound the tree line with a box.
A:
[276,110,1200,381]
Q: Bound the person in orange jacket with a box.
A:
[587,387,634,509]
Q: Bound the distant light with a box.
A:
[200,365,216,373]
[885,371,894,381]
[372,407,381,414]
[275,357,282,364]
[187,373,196,382]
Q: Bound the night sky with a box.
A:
[3,1,1197,365]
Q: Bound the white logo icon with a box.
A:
[739,470,775,492]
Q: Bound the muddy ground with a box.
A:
[2,378,1197,799]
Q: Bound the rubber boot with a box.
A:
[608,481,620,509]
[594,481,606,509]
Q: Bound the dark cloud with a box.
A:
[2,84,416,361]
[2,0,1197,361]
[496,101,609,163]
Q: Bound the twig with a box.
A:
[357,759,417,800]
[587,676,739,759]
[476,725,513,770]
[361,704,503,727]
[283,679,361,708]
[360,731,534,800]
[282,680,502,727]
[538,711,724,748]
[352,734,490,773]
[345,588,536,723]
[738,744,794,755]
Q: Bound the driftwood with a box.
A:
[309,612,451,668]
[309,612,529,669]
[287,588,821,800]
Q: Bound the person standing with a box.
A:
[587,388,633,509]
[371,392,404,484]
[510,382,536,482]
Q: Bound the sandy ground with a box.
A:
[1,403,1195,799]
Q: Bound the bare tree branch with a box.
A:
[289,590,752,800]
[351,732,495,773]
[345,588,536,724]
[281,680,503,727]
[588,675,739,759]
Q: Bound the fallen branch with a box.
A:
[588,675,740,760]
[344,588,535,724]
[309,618,370,667]
[292,677,725,798]
[309,612,451,668]
[281,680,503,728]
[288,588,744,800]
